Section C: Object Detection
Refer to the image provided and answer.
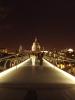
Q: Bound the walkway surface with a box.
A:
[0,58,75,100]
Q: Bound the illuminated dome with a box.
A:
[31,37,41,52]
[68,48,74,53]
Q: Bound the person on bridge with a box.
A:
[37,52,44,66]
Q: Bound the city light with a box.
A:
[68,48,74,53]
[0,59,30,78]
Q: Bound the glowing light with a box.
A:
[31,56,36,66]
[43,59,75,81]
[0,59,30,78]
[41,51,48,53]
[60,64,65,69]
[68,48,73,52]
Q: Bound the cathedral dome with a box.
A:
[31,37,41,52]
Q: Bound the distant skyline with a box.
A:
[0,0,75,50]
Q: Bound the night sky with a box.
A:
[0,0,75,50]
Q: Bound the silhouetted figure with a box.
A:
[25,89,37,100]
[37,52,44,65]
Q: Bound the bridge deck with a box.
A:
[0,58,75,100]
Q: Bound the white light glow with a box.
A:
[31,56,36,66]
[41,51,48,53]
[0,59,30,78]
[68,48,73,52]
[43,59,75,81]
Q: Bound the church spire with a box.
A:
[35,37,37,42]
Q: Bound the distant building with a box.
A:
[19,45,23,53]
[0,48,8,53]
[31,37,41,52]
[67,48,74,53]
